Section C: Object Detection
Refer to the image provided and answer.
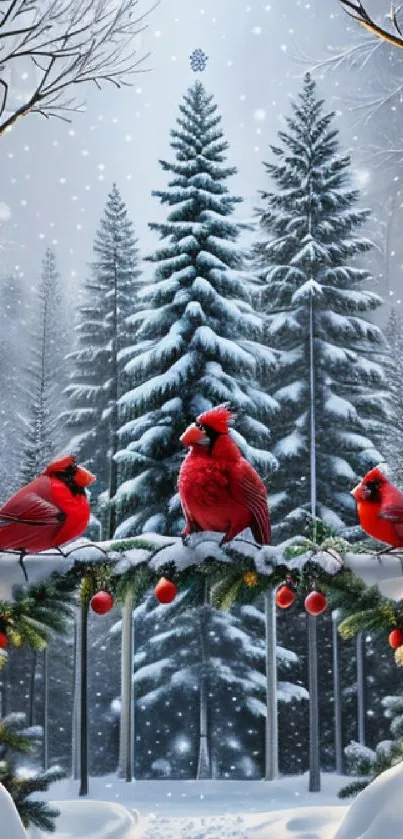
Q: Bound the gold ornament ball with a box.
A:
[9,631,23,648]
[243,571,258,588]
[394,645,403,667]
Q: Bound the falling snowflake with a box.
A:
[190,48,208,71]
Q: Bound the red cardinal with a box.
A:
[0,455,95,579]
[351,466,403,546]
[178,404,271,545]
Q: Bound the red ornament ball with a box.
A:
[389,628,403,649]
[90,591,114,615]
[275,584,296,609]
[155,577,177,604]
[305,590,327,616]
[0,632,8,649]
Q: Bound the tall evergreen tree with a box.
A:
[0,274,31,500]
[64,185,141,531]
[21,249,68,484]
[115,80,277,538]
[383,308,403,487]
[253,73,389,541]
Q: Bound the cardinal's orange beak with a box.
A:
[351,482,369,502]
[75,466,96,487]
[180,423,209,447]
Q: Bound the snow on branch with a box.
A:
[293,3,403,130]
[1,531,403,603]
[0,0,155,135]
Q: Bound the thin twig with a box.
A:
[0,0,158,135]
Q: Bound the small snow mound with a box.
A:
[287,810,334,830]
[27,800,142,839]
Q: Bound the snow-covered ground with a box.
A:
[22,765,403,839]
[27,773,350,838]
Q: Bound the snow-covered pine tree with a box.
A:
[108,589,307,780]
[240,600,308,775]
[340,692,403,799]
[383,308,403,487]
[115,80,277,537]
[0,274,31,500]
[253,72,389,540]
[21,249,68,484]
[64,184,141,531]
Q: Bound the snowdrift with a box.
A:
[333,760,403,839]
[0,783,27,839]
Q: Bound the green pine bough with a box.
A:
[0,527,401,656]
[0,713,65,832]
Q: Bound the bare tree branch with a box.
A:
[339,0,403,49]
[293,37,383,76]
[0,0,157,136]
[294,4,403,130]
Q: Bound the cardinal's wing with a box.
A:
[229,459,271,545]
[378,502,403,541]
[0,477,63,526]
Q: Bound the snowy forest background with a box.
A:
[2,0,403,785]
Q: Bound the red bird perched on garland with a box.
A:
[0,455,95,579]
[351,466,403,547]
[178,404,271,545]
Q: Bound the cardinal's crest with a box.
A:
[43,455,77,475]
[197,403,236,433]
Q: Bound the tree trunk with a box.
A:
[309,293,317,528]
[1,662,9,717]
[29,651,37,727]
[79,601,89,796]
[308,280,320,793]
[265,588,278,780]
[43,645,49,770]
[332,610,344,774]
[107,250,119,540]
[308,613,320,792]
[383,191,397,293]
[196,580,211,780]
[118,590,134,781]
[71,607,81,780]
[356,632,366,746]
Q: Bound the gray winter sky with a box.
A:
[0,0,399,312]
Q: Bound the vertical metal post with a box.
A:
[43,645,49,770]
[79,601,88,796]
[118,589,134,781]
[356,632,366,746]
[308,613,320,792]
[332,611,344,773]
[265,588,278,780]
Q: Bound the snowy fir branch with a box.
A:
[0,712,65,831]
[338,728,403,799]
